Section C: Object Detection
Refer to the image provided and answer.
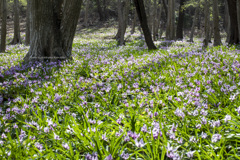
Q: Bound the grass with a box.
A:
[0,27,240,159]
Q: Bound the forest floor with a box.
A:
[0,27,240,159]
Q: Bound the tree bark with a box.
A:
[227,0,239,44]
[152,0,157,41]
[176,0,185,40]
[0,0,7,52]
[131,9,137,34]
[237,0,240,41]
[96,0,105,21]
[224,0,230,43]
[189,5,199,42]
[84,0,90,27]
[116,0,130,45]
[24,0,82,62]
[203,0,210,47]
[213,0,221,46]
[25,0,31,45]
[166,0,175,40]
[155,0,163,40]
[133,0,157,50]
[10,0,21,44]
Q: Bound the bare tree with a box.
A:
[0,0,7,52]
[24,0,82,62]
[133,0,157,50]
[84,0,90,27]
[226,0,239,44]
[25,0,31,45]
[189,4,199,42]
[213,0,221,46]
[203,0,210,47]
[10,0,21,44]
[176,0,185,40]
[166,0,175,40]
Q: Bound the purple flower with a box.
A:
[121,152,129,160]
[124,135,130,142]
[212,134,222,143]
[135,138,145,147]
[186,151,195,158]
[44,127,50,133]
[174,108,185,119]
[105,154,113,160]
[62,143,70,150]
[201,132,207,139]
[223,115,231,123]
[35,142,43,151]
[141,124,148,132]
[54,93,62,102]
[0,95,3,104]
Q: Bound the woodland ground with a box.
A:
[0,26,240,159]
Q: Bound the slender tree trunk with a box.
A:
[24,0,82,62]
[133,0,157,50]
[152,0,157,41]
[189,5,199,42]
[176,0,185,40]
[0,0,7,52]
[84,0,90,27]
[25,0,31,45]
[237,0,240,41]
[213,0,221,46]
[10,0,21,44]
[227,0,239,44]
[131,9,137,34]
[225,0,230,42]
[116,0,130,45]
[166,0,175,40]
[156,0,163,39]
[203,0,210,47]
[162,0,168,17]
[96,0,105,21]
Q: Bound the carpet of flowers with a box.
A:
[1,28,240,159]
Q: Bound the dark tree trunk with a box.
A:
[24,0,82,62]
[189,5,199,42]
[213,0,221,46]
[25,0,31,45]
[0,0,7,52]
[162,0,168,17]
[227,0,239,44]
[96,0,105,21]
[133,0,157,50]
[10,0,21,44]
[176,0,185,40]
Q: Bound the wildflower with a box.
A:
[62,143,70,150]
[223,115,231,123]
[186,151,195,158]
[121,152,129,160]
[237,106,240,114]
[102,133,107,141]
[174,108,185,119]
[54,93,62,102]
[141,124,148,133]
[57,109,64,115]
[124,135,130,142]
[212,134,222,143]
[135,138,145,148]
[44,127,50,133]
[196,124,201,129]
[201,132,207,139]
[105,154,113,160]
[35,142,43,151]
[54,133,61,140]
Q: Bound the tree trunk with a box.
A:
[10,0,21,44]
[131,9,137,34]
[152,0,157,41]
[176,0,185,40]
[84,0,90,27]
[237,0,240,41]
[225,0,230,42]
[203,0,210,47]
[227,0,239,44]
[0,0,7,52]
[24,0,82,62]
[162,0,168,17]
[96,0,105,21]
[189,5,199,42]
[116,0,130,45]
[155,0,163,39]
[213,0,221,46]
[166,0,175,40]
[133,0,157,50]
[25,0,31,45]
